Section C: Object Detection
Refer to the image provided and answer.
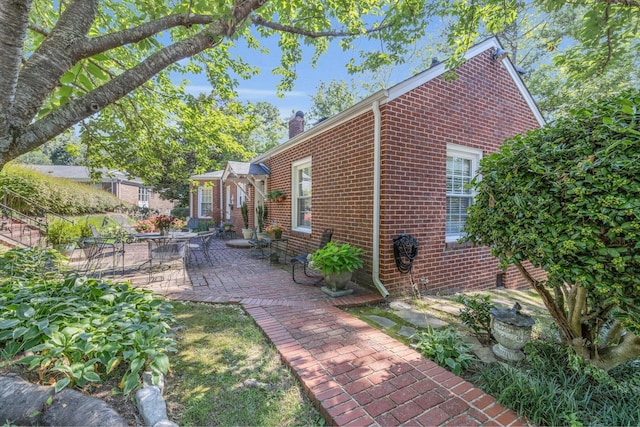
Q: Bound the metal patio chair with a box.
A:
[188,231,216,266]
[290,228,333,285]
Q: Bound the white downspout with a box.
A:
[372,100,390,299]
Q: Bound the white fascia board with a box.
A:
[386,36,546,126]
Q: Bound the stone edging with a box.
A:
[136,372,178,427]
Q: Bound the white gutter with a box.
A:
[372,100,390,299]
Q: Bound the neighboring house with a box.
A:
[191,37,546,297]
[25,165,177,214]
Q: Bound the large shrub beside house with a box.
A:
[463,90,640,370]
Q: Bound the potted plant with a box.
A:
[240,202,253,239]
[310,241,364,296]
[255,204,268,239]
[46,220,80,256]
[267,189,287,202]
[265,222,287,239]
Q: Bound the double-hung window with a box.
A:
[198,187,213,218]
[292,157,312,232]
[446,144,481,242]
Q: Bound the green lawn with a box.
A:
[165,302,325,426]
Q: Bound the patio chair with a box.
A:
[291,228,333,285]
[84,224,125,275]
[247,229,269,258]
[147,237,188,284]
[185,217,199,232]
[188,231,216,266]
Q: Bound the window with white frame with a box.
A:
[292,157,312,232]
[138,187,148,207]
[198,187,213,218]
[236,183,246,208]
[446,145,482,242]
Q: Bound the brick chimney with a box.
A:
[288,111,305,138]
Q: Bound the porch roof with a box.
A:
[221,161,270,184]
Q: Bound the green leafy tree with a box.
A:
[1,0,638,172]
[307,79,360,124]
[238,101,287,153]
[0,0,431,171]
[463,91,640,370]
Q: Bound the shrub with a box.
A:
[45,220,80,245]
[170,207,189,219]
[0,248,176,395]
[0,164,131,215]
[456,294,494,341]
[411,326,476,375]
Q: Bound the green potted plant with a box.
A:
[46,220,80,256]
[240,202,253,239]
[255,204,268,239]
[310,241,364,296]
[267,189,287,202]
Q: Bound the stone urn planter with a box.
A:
[322,271,354,297]
[490,302,535,362]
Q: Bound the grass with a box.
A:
[165,302,325,426]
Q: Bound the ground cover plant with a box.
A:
[0,247,175,395]
[471,341,640,426]
[165,302,324,426]
[463,90,640,369]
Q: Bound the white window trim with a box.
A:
[445,144,482,243]
[291,157,312,233]
[198,187,213,218]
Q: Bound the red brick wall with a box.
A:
[264,112,376,276]
[264,49,543,296]
[378,50,541,295]
[118,183,139,206]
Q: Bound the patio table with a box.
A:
[134,232,197,270]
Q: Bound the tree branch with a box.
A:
[514,261,576,342]
[79,13,215,59]
[7,30,220,161]
[250,14,393,39]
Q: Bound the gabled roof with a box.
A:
[221,161,270,183]
[191,170,223,180]
[253,36,545,162]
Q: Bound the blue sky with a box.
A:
[175,33,415,118]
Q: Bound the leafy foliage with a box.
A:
[472,340,640,426]
[307,79,360,124]
[0,164,129,215]
[310,241,364,274]
[0,248,176,395]
[463,90,640,368]
[411,326,476,376]
[45,220,81,246]
[456,294,494,340]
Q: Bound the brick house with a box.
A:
[191,37,545,297]
[25,165,177,214]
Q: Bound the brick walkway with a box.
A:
[77,237,527,426]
